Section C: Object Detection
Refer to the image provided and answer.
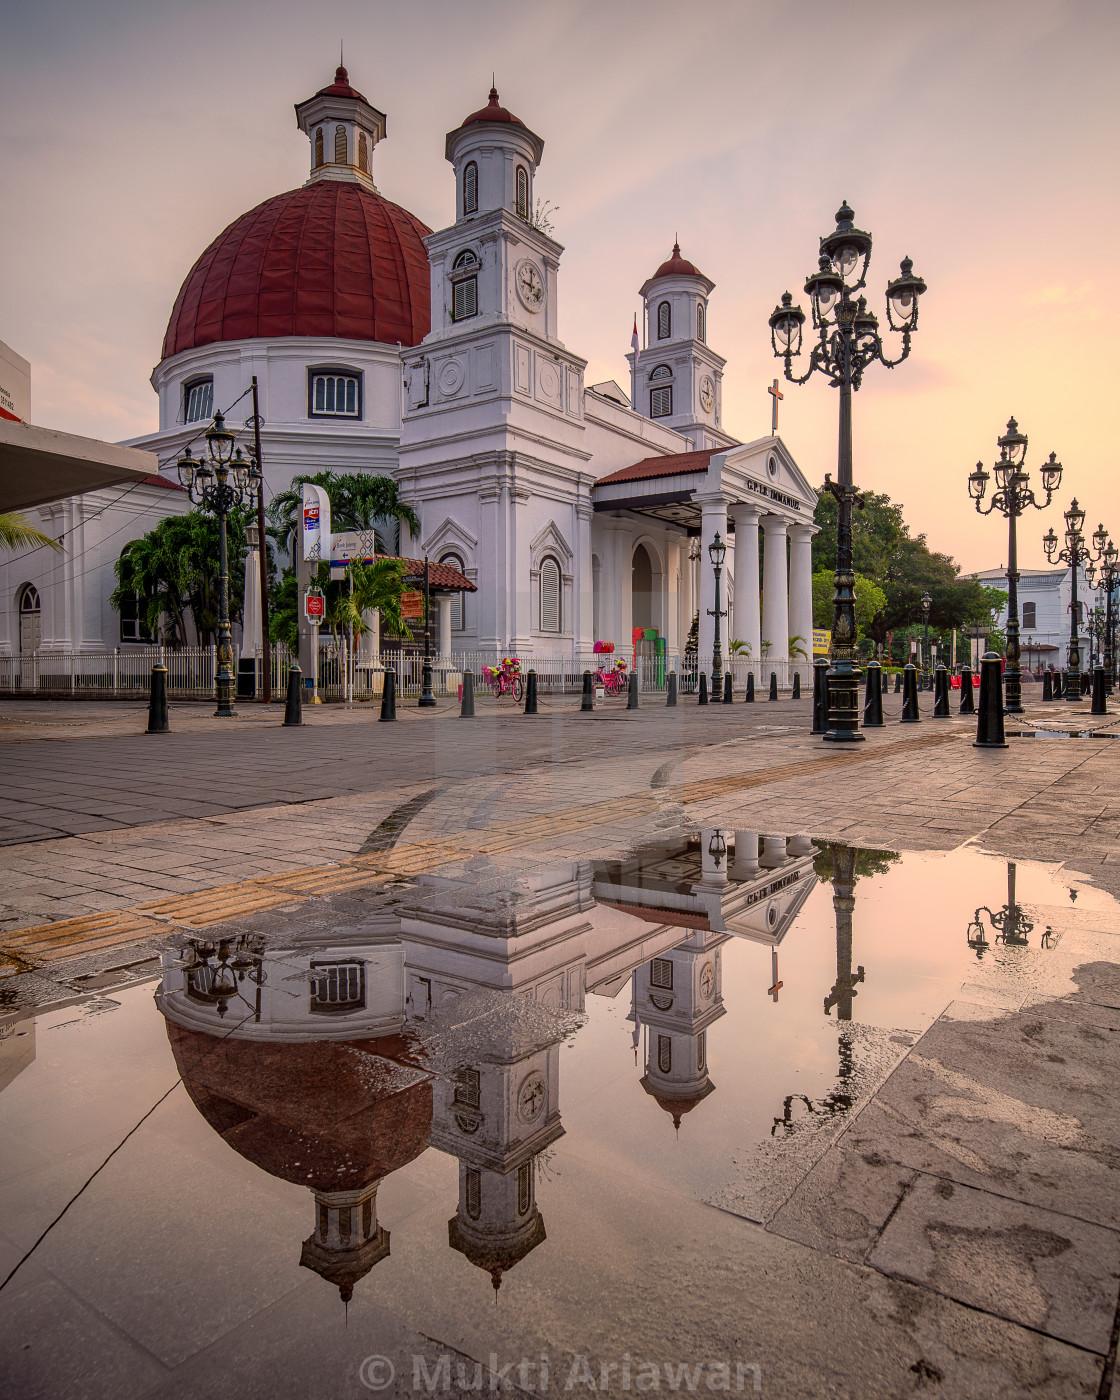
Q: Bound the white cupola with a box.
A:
[445,87,545,221]
[294,66,387,190]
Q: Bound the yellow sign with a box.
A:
[812,629,831,654]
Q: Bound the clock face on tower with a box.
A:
[515,259,545,311]
[699,376,715,414]
[699,962,715,999]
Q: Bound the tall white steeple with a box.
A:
[628,243,735,451]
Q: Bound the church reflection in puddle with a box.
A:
[156,829,897,1306]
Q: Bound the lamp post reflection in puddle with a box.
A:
[966,861,1035,958]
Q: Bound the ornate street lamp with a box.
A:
[966,862,1033,959]
[707,531,727,694]
[1087,535,1118,692]
[968,420,1062,713]
[920,591,931,679]
[1043,498,1103,700]
[769,204,926,742]
[177,412,261,717]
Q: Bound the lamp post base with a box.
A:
[822,664,866,743]
[215,666,237,718]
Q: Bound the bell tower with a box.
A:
[294,66,387,191]
[629,243,735,451]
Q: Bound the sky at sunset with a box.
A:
[1,0,1116,573]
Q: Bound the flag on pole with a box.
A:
[631,315,640,358]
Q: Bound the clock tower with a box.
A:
[629,244,736,451]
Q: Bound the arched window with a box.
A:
[657,1035,672,1074]
[657,300,671,339]
[183,377,213,424]
[463,161,478,215]
[1022,601,1036,629]
[309,369,362,417]
[440,552,465,630]
[649,365,673,419]
[450,249,479,321]
[334,124,347,163]
[697,301,706,342]
[314,128,324,168]
[539,556,561,632]
[516,166,529,219]
[358,132,368,171]
[18,583,40,655]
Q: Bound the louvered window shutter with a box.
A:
[540,558,561,632]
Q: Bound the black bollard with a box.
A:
[959,667,975,715]
[974,651,1008,748]
[933,663,950,718]
[881,671,888,694]
[146,664,170,734]
[524,669,539,715]
[1082,670,1092,697]
[627,671,639,710]
[723,674,733,704]
[1042,670,1053,702]
[379,667,397,722]
[769,672,778,701]
[666,671,678,707]
[811,659,827,733]
[282,663,303,727]
[894,671,902,694]
[745,672,756,703]
[581,670,594,712]
[460,669,475,718]
[698,673,709,705]
[901,663,920,723]
[1091,666,1108,716]
[863,661,884,728]
[792,672,801,699]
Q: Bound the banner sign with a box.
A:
[812,629,830,654]
[331,530,379,564]
[400,590,424,620]
[301,483,331,562]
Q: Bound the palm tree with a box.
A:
[269,471,420,556]
[0,512,63,553]
[347,559,412,643]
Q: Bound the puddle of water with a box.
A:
[0,833,1115,1395]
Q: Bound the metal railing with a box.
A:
[0,646,810,701]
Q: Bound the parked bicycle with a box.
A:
[482,657,524,702]
[594,660,629,696]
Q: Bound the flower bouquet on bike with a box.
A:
[482,655,524,701]
[594,655,629,696]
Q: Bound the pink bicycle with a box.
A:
[594,662,629,696]
[482,657,524,702]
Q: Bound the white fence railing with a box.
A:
[0,647,811,701]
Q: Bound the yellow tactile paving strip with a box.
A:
[1,731,957,970]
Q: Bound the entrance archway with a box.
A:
[632,544,653,631]
[18,584,40,654]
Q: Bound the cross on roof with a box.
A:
[768,949,783,1002]
[768,379,784,433]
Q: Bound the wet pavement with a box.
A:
[2,819,1119,1399]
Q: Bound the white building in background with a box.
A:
[4,65,819,669]
[971,565,1098,671]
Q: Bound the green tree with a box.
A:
[270,558,412,653]
[269,471,420,555]
[812,570,887,641]
[0,512,64,553]
[112,509,253,646]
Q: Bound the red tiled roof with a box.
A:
[596,447,732,487]
[139,474,187,492]
[459,86,525,129]
[161,181,431,360]
[314,64,369,103]
[650,242,705,282]
[396,558,476,591]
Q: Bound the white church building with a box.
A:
[2,65,818,678]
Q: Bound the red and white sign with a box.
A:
[304,591,325,622]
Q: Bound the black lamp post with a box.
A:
[418,556,435,707]
[1044,499,1100,700]
[177,412,261,718]
[769,203,926,743]
[920,591,931,679]
[967,419,1062,714]
[1089,536,1118,692]
[966,862,1034,959]
[708,531,727,693]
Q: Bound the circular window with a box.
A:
[767,903,779,929]
[767,454,779,479]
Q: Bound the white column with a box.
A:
[731,830,760,879]
[240,546,262,660]
[679,542,693,660]
[729,505,761,663]
[696,496,727,675]
[759,834,789,869]
[788,524,815,666]
[761,515,789,665]
[359,609,379,660]
[437,596,452,658]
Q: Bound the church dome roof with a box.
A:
[458,86,525,129]
[649,242,705,282]
[314,64,369,103]
[161,180,432,361]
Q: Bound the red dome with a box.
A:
[162,181,431,360]
[315,64,369,103]
[650,242,705,282]
[459,86,525,129]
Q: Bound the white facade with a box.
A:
[5,71,818,668]
[972,565,1099,670]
